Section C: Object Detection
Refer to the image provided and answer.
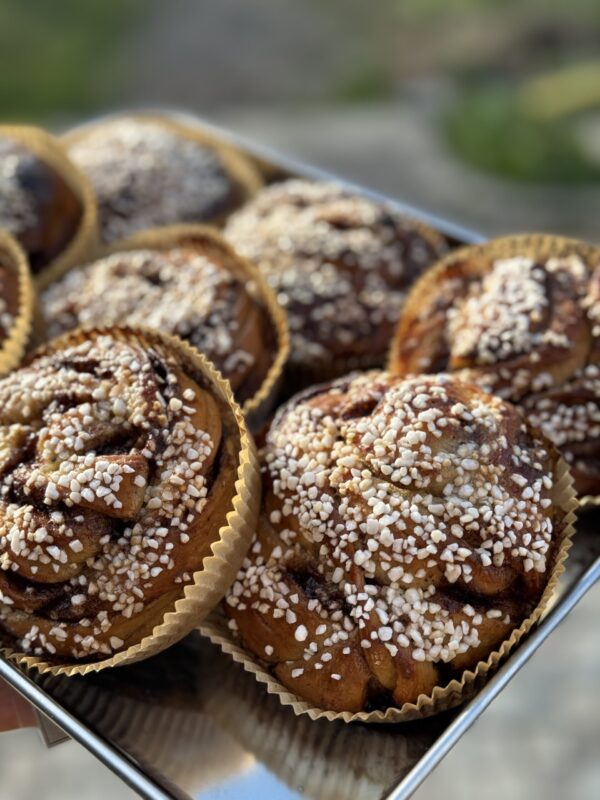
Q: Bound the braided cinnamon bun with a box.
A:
[64,116,261,244]
[41,227,288,412]
[225,180,446,388]
[224,372,566,713]
[0,127,94,280]
[390,235,600,496]
[0,327,251,663]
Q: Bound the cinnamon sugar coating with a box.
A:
[0,136,82,274]
[391,240,600,495]
[226,180,446,384]
[67,118,251,243]
[42,245,276,404]
[0,329,240,661]
[225,372,562,712]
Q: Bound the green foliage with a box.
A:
[0,0,146,121]
[333,64,394,104]
[444,84,600,183]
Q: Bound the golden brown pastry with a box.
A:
[390,235,600,496]
[225,372,564,713]
[64,115,261,244]
[0,127,90,277]
[42,227,285,409]
[225,179,446,388]
[0,327,247,662]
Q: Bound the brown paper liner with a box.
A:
[62,113,262,229]
[0,125,99,292]
[200,457,576,723]
[0,324,261,676]
[389,233,600,511]
[42,223,290,427]
[0,231,36,374]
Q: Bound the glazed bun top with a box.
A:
[226,180,446,380]
[66,117,258,243]
[226,371,563,712]
[390,236,600,495]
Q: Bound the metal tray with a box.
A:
[1,112,599,800]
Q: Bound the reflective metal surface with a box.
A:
[1,521,598,800]
[0,115,598,800]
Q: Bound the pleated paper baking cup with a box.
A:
[0,231,36,375]
[62,112,262,229]
[200,458,576,723]
[389,233,600,510]
[0,325,261,676]
[0,125,98,292]
[43,223,290,427]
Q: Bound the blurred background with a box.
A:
[0,1,599,799]
[3,0,600,238]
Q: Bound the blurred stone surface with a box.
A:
[213,101,600,243]
[0,730,136,800]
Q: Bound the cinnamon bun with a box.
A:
[390,235,600,496]
[0,126,96,283]
[225,372,567,713]
[225,179,446,389]
[64,115,261,244]
[0,326,254,664]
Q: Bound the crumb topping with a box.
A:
[43,247,262,391]
[68,120,235,242]
[227,373,557,687]
[0,332,220,659]
[226,179,445,369]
